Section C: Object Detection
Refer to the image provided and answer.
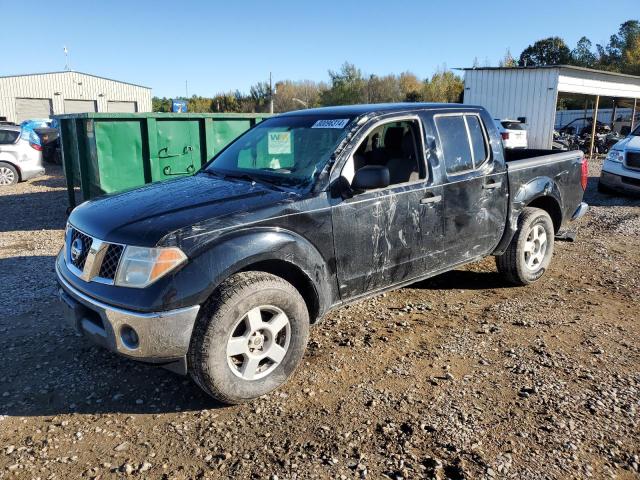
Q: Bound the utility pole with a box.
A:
[269,72,274,114]
[185,80,189,98]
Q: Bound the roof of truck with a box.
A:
[279,103,477,117]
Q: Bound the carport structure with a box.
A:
[462,65,640,155]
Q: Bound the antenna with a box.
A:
[63,46,71,71]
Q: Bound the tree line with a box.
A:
[152,19,639,114]
[513,19,640,74]
[152,63,464,114]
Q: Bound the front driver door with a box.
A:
[331,115,444,300]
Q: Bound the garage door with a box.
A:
[15,98,53,123]
[64,99,97,114]
[107,101,137,113]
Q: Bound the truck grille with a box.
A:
[69,228,92,270]
[66,225,125,283]
[626,151,640,170]
[98,244,124,280]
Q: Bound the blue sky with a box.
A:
[1,0,637,97]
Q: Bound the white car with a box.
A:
[494,119,528,149]
[0,126,45,185]
[599,124,640,195]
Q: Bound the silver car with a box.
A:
[0,126,45,185]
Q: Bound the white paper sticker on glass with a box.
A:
[267,131,292,154]
[311,119,349,129]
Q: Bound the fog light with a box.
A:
[120,325,139,349]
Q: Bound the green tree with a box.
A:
[623,34,640,75]
[571,37,597,67]
[422,70,464,103]
[321,62,366,105]
[187,95,214,113]
[518,37,572,66]
[152,96,172,112]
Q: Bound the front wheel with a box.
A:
[495,207,555,286]
[188,271,310,404]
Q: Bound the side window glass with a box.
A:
[435,115,473,174]
[0,130,19,144]
[344,119,425,188]
[465,115,489,167]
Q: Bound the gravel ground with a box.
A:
[0,159,638,480]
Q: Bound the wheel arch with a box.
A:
[178,227,335,324]
[525,195,562,233]
[237,259,321,323]
[493,176,563,255]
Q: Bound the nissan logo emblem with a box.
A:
[70,238,84,262]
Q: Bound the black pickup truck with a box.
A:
[56,103,588,403]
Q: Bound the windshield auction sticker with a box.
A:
[268,131,292,154]
[312,119,349,129]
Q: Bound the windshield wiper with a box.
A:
[222,171,291,192]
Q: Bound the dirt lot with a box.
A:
[0,160,638,480]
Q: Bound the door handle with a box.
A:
[483,181,502,190]
[420,194,442,205]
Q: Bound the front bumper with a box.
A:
[56,262,200,374]
[600,160,640,194]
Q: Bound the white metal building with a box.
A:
[0,71,152,123]
[462,66,640,149]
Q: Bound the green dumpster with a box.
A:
[55,112,269,208]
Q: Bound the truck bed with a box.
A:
[503,147,586,234]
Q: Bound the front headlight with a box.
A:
[606,150,624,163]
[115,246,187,288]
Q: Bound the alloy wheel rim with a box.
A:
[0,167,15,185]
[226,305,291,380]
[523,224,547,271]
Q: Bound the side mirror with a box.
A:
[352,165,390,191]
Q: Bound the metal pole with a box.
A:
[632,98,638,131]
[610,99,617,128]
[269,72,274,114]
[589,95,600,159]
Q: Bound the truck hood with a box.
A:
[612,135,640,151]
[69,174,296,246]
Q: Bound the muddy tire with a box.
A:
[495,207,554,286]
[188,271,309,404]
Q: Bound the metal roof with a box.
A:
[457,65,640,81]
[0,71,151,89]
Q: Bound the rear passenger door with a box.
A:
[432,112,508,267]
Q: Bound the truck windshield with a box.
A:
[632,124,640,136]
[204,115,354,187]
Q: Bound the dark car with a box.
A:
[56,103,588,403]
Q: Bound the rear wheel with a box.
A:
[496,207,554,286]
[188,271,309,404]
[0,162,18,186]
